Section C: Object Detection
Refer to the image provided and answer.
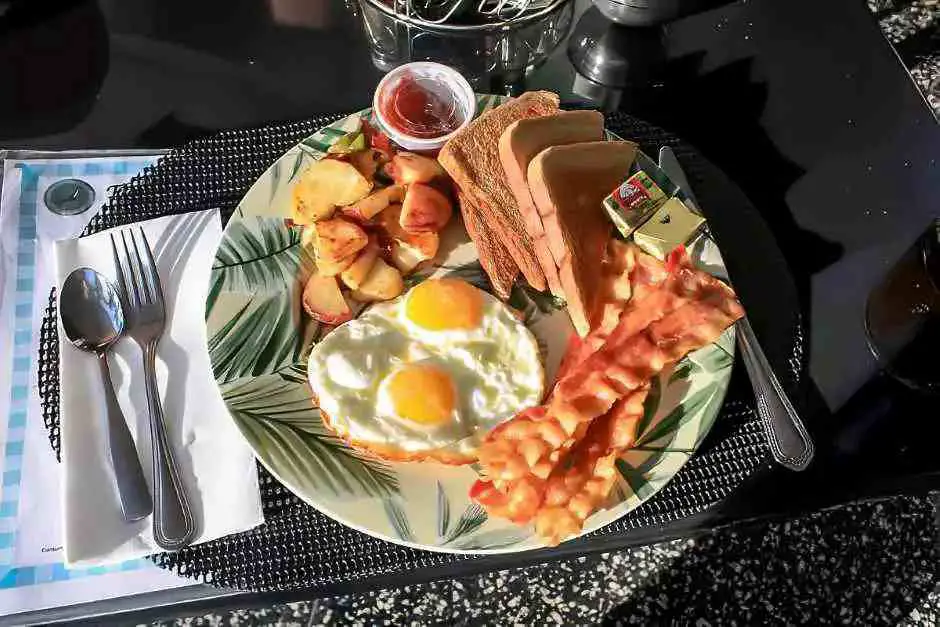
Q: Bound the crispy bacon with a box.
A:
[535,386,648,545]
[472,390,645,526]
[471,246,744,542]
[476,249,702,487]
[548,270,743,431]
[556,242,668,383]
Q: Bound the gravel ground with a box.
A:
[870,0,939,113]
[159,3,940,625]
[159,494,940,625]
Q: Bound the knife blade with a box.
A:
[658,146,700,213]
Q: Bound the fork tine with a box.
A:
[110,233,131,304]
[128,229,155,305]
[137,227,164,305]
[120,229,143,308]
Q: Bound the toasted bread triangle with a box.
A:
[527,141,639,336]
[457,191,518,300]
[498,110,605,299]
[438,92,560,292]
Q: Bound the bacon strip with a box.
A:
[472,247,744,542]
[555,242,667,382]
[547,266,742,434]
[476,248,708,486]
[534,385,648,545]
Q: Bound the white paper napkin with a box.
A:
[54,210,264,567]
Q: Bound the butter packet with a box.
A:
[633,197,706,260]
[603,171,668,238]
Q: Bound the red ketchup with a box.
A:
[379,73,463,140]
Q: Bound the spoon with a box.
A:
[60,267,153,522]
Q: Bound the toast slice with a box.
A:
[457,191,518,300]
[438,92,560,292]
[527,141,639,336]
[498,110,605,299]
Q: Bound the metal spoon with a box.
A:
[60,267,153,522]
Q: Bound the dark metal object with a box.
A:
[59,267,153,522]
[591,0,683,26]
[567,8,665,87]
[111,228,197,551]
[360,0,575,93]
[864,219,940,394]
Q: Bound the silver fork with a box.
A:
[111,227,197,551]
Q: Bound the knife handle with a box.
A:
[737,317,814,471]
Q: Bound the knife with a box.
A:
[658,146,815,471]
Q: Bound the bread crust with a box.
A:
[438,92,560,292]
[498,110,605,300]
[458,191,518,299]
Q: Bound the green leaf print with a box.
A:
[210,217,313,296]
[208,290,316,383]
[383,498,415,542]
[222,374,399,498]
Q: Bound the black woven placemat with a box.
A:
[36,111,804,591]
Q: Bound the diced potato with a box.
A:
[341,185,404,222]
[291,159,373,225]
[348,149,388,180]
[400,184,452,233]
[384,152,446,185]
[313,218,368,263]
[327,131,366,155]
[376,205,440,260]
[316,253,356,277]
[302,274,353,324]
[389,239,433,274]
[350,258,404,302]
[340,238,380,289]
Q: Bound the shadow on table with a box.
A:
[602,493,940,624]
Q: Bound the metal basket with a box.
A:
[356,0,575,91]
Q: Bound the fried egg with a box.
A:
[308,278,544,464]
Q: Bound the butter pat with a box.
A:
[633,197,705,259]
[603,171,667,238]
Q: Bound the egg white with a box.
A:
[307,288,544,457]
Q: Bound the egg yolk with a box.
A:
[405,279,484,331]
[387,364,456,425]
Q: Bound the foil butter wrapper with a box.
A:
[633,197,706,260]
[603,171,667,238]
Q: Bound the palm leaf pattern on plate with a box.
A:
[436,481,451,538]
[208,290,317,384]
[209,217,313,300]
[442,505,488,545]
[669,358,698,384]
[383,498,415,542]
[222,374,400,498]
[436,481,489,545]
[615,458,658,501]
[635,382,726,449]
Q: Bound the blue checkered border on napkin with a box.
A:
[1,159,158,589]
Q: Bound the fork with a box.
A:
[111,227,197,551]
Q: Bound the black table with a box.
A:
[2,0,938,622]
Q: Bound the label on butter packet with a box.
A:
[633,197,706,260]
[603,171,668,238]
